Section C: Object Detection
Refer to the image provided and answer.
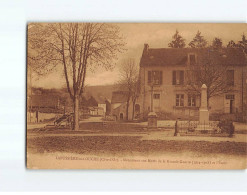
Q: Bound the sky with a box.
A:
[31,23,247,89]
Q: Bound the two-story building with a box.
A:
[138,44,247,120]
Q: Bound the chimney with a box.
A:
[143,43,149,56]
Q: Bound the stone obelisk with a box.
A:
[199,84,209,125]
[195,84,213,131]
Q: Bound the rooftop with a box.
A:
[140,45,246,67]
[111,91,129,104]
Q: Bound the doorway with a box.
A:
[230,100,234,114]
[119,113,124,120]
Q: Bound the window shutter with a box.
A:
[160,71,163,85]
[227,70,234,86]
[180,71,184,85]
[172,71,176,85]
[148,71,151,83]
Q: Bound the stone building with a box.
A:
[111,91,140,120]
[138,44,247,120]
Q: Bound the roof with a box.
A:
[31,95,59,107]
[94,95,108,104]
[140,46,246,67]
[111,91,129,104]
[87,96,98,107]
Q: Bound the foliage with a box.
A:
[189,31,207,48]
[218,117,234,136]
[227,40,238,48]
[168,30,186,48]
[227,34,247,54]
[238,33,247,54]
[212,37,223,49]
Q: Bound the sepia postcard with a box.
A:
[27,23,247,169]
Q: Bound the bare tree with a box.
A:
[117,58,139,120]
[131,75,140,120]
[186,50,231,106]
[28,23,124,130]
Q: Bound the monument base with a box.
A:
[195,124,214,131]
[147,112,157,130]
[199,109,209,124]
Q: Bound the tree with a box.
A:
[117,58,139,120]
[186,50,231,106]
[238,33,247,54]
[227,40,238,48]
[28,23,124,130]
[189,31,207,48]
[168,30,186,48]
[212,37,223,49]
[131,75,140,120]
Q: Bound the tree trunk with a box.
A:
[73,94,79,130]
[132,99,136,120]
[126,100,129,121]
[207,96,210,110]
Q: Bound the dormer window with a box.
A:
[188,53,197,65]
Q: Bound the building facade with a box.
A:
[111,91,140,120]
[138,44,247,120]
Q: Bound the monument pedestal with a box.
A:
[199,109,209,124]
[148,112,157,130]
[195,109,214,131]
[195,84,214,132]
[195,124,214,131]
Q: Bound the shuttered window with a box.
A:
[226,70,234,86]
[172,70,184,85]
[147,71,163,85]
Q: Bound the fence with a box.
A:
[177,120,220,135]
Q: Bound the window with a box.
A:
[148,71,163,85]
[176,94,184,106]
[226,70,234,86]
[189,54,196,65]
[188,94,196,107]
[172,70,184,85]
[154,94,160,99]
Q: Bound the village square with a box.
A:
[26,23,247,169]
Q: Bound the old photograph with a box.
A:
[27,23,247,169]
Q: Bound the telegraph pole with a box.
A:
[150,84,154,112]
[29,66,32,122]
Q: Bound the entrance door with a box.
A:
[230,100,234,114]
[134,104,140,119]
[119,113,124,120]
[225,94,235,114]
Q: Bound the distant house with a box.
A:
[29,95,61,112]
[88,106,104,116]
[111,91,140,120]
[27,94,63,123]
[81,95,111,116]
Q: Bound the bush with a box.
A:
[218,118,234,136]
[210,113,236,121]
[103,115,117,121]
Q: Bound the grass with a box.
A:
[27,135,247,157]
